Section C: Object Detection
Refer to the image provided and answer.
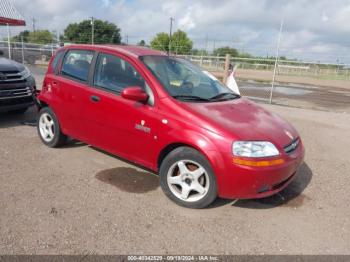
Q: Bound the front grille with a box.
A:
[0,87,33,100]
[284,138,299,154]
[0,71,26,83]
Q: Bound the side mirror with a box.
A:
[121,86,149,102]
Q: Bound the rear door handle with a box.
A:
[90,95,100,102]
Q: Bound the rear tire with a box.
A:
[37,107,67,147]
[159,146,218,209]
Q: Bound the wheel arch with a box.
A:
[157,142,192,169]
[38,100,49,109]
[157,138,223,173]
[156,128,228,197]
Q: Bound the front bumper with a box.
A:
[217,140,305,199]
[0,76,36,112]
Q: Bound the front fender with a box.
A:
[156,128,230,196]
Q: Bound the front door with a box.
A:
[84,52,160,169]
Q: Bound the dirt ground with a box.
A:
[209,69,350,113]
[0,103,349,255]
[213,69,350,90]
[237,80,350,113]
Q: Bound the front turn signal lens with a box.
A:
[233,158,285,167]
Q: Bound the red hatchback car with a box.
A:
[37,45,304,208]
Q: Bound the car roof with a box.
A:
[64,44,167,58]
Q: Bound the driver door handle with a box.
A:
[90,95,100,103]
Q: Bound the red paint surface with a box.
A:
[39,45,304,199]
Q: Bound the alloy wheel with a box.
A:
[39,112,55,142]
[167,160,210,202]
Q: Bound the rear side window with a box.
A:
[51,50,64,73]
[61,50,94,82]
[93,53,145,94]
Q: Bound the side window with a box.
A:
[51,50,64,73]
[61,50,94,82]
[93,53,145,94]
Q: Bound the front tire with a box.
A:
[159,147,218,208]
[37,107,67,147]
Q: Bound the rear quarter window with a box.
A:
[61,50,94,82]
[50,50,64,73]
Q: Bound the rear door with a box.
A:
[49,49,95,141]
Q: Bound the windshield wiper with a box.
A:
[172,95,210,102]
[209,92,240,101]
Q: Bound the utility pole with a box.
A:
[21,35,25,64]
[32,17,36,32]
[269,20,284,104]
[200,35,208,65]
[168,17,175,54]
[56,30,60,44]
[7,23,11,59]
[90,17,95,45]
[125,34,128,44]
[203,35,208,55]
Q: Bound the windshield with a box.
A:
[140,55,240,102]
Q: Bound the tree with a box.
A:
[150,30,192,54]
[213,46,239,57]
[138,40,146,46]
[27,30,54,44]
[191,48,209,56]
[237,52,252,58]
[11,30,54,44]
[11,30,30,42]
[64,19,121,44]
[170,30,193,54]
[150,32,170,52]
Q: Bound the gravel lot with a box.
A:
[0,67,349,255]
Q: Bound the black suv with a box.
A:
[0,51,36,113]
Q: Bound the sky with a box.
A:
[1,0,350,64]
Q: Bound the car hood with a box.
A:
[0,57,25,72]
[182,98,299,148]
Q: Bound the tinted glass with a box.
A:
[141,56,239,102]
[51,50,64,73]
[94,53,145,93]
[61,50,94,82]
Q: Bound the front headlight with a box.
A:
[233,141,280,158]
[20,67,31,79]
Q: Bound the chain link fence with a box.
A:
[178,54,350,112]
[0,40,349,112]
[0,40,58,65]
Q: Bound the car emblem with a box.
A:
[0,73,7,80]
[135,120,151,133]
[285,130,294,140]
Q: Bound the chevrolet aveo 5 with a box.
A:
[37,45,304,208]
